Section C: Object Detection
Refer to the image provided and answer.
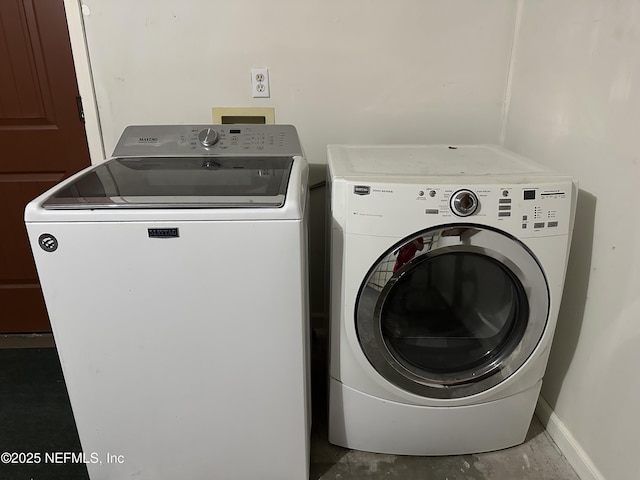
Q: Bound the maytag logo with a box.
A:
[148,228,179,238]
[354,185,371,196]
[138,136,159,144]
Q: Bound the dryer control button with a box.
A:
[450,189,479,217]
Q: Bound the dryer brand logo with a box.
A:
[38,233,58,252]
[148,228,180,238]
[138,136,159,144]
[353,185,371,196]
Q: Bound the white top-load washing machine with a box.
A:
[25,125,310,480]
[327,144,577,455]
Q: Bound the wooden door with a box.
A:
[0,0,91,333]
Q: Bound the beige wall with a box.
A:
[78,0,516,161]
[504,2,640,479]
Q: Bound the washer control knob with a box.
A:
[450,189,479,217]
[198,128,219,147]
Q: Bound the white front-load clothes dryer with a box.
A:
[327,144,577,455]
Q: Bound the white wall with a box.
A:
[79,0,516,162]
[504,1,640,479]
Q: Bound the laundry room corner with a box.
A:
[7,0,635,478]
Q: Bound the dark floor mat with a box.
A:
[0,348,89,480]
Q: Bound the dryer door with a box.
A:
[355,225,549,399]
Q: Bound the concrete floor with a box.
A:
[1,334,581,480]
[310,415,579,480]
[309,333,581,480]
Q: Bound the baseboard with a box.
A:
[536,396,605,480]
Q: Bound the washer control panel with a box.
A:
[112,124,302,157]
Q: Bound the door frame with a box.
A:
[63,0,104,164]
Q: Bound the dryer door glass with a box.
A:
[381,251,528,374]
[355,225,549,399]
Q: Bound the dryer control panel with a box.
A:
[341,180,576,239]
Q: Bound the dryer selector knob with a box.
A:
[198,128,219,147]
[450,189,479,217]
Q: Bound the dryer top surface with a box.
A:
[327,144,568,180]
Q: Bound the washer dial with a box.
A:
[198,128,219,147]
[450,189,479,217]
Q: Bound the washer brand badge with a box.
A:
[354,185,371,196]
[138,136,159,144]
[38,233,58,252]
[148,228,179,238]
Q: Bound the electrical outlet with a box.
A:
[251,68,270,98]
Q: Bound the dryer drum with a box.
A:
[355,224,550,399]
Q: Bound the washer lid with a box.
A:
[41,156,293,209]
